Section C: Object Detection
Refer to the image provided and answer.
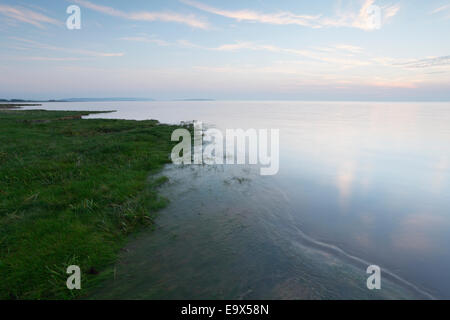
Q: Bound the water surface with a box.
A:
[26,101,450,299]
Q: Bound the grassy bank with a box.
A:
[0,109,184,299]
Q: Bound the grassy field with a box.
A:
[0,108,184,299]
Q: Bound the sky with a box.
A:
[0,0,449,101]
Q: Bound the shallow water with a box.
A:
[26,101,450,299]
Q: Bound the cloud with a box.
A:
[430,4,450,14]
[181,0,322,27]
[74,0,209,29]
[182,0,400,31]
[0,4,60,28]
[210,41,313,58]
[334,44,364,53]
[369,80,417,88]
[176,39,204,49]
[208,41,371,68]
[7,56,86,62]
[10,37,124,58]
[214,42,280,52]
[383,3,401,20]
[119,35,169,46]
[395,56,450,68]
[124,36,369,69]
[321,0,400,30]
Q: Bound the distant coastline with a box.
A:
[173,98,216,101]
[0,98,155,103]
[3,98,450,103]
[0,103,41,109]
[0,98,215,103]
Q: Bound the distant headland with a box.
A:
[0,98,155,103]
[0,98,218,103]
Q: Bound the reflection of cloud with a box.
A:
[354,232,371,248]
[431,155,449,192]
[336,162,355,207]
[436,156,449,171]
[392,214,447,252]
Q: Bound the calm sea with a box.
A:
[26,101,450,299]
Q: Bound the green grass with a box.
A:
[0,109,185,299]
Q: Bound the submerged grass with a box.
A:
[0,109,185,299]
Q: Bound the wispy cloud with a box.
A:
[430,4,450,19]
[0,4,60,28]
[383,3,401,21]
[190,63,420,90]
[209,41,317,61]
[126,36,370,69]
[182,0,400,31]
[207,41,372,68]
[5,56,86,62]
[214,42,281,52]
[181,0,322,28]
[74,0,209,29]
[318,0,400,30]
[395,56,450,69]
[119,35,169,46]
[369,79,418,89]
[430,4,450,14]
[310,44,363,55]
[10,37,124,58]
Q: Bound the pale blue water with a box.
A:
[26,101,450,299]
